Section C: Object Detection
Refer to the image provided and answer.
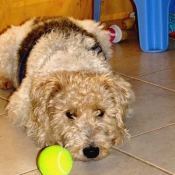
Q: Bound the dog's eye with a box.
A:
[96,109,104,117]
[66,110,74,119]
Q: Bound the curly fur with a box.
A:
[0,17,134,161]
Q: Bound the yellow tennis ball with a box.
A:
[38,145,73,175]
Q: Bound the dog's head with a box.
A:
[29,71,133,161]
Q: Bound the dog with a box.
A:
[0,17,133,161]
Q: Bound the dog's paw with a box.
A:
[0,77,12,89]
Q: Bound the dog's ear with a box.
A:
[30,75,62,108]
[28,74,62,146]
[102,73,133,111]
[108,74,133,109]
[102,73,134,144]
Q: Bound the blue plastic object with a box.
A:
[93,0,102,21]
[134,0,171,53]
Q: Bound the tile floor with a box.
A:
[1,37,175,175]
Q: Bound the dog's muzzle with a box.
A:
[83,146,99,159]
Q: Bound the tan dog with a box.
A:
[0,17,133,161]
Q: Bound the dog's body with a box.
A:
[0,17,133,161]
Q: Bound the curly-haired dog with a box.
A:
[0,17,133,161]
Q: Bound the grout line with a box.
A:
[114,65,175,81]
[135,66,175,78]
[19,168,38,175]
[116,73,175,93]
[130,123,175,138]
[113,65,175,80]
[113,72,133,80]
[132,78,175,93]
[0,96,9,102]
[113,148,175,175]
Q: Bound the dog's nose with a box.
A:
[83,146,99,158]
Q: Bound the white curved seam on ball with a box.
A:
[58,148,68,174]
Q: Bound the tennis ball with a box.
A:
[38,145,73,175]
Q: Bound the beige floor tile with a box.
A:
[0,115,38,175]
[111,39,175,77]
[14,150,169,175]
[70,149,169,175]
[117,125,175,174]
[0,98,8,115]
[126,79,175,136]
[138,67,175,91]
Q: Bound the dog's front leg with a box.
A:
[6,78,32,128]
